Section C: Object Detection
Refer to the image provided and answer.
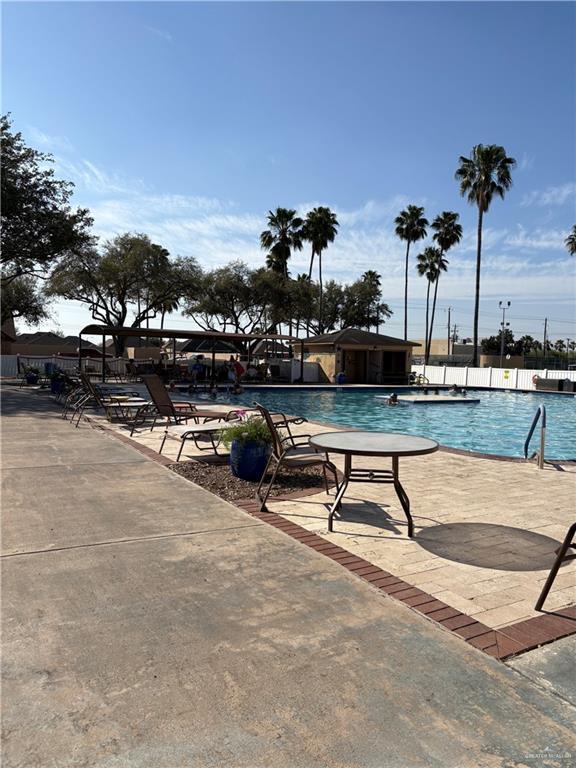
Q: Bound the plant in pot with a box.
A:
[221,416,273,482]
[24,366,40,385]
[49,369,67,394]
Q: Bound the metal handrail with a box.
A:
[524,405,546,469]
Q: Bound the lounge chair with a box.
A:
[135,374,238,436]
[254,402,339,512]
[69,373,148,426]
[159,414,240,460]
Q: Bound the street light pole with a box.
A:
[499,300,511,368]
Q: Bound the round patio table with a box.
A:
[308,432,439,536]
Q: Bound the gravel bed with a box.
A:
[168,460,331,502]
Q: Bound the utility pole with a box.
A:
[566,338,571,365]
[451,324,458,349]
[499,300,511,368]
[543,318,548,360]
[446,307,453,357]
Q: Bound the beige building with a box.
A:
[413,339,480,358]
[296,328,420,384]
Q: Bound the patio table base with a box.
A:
[328,455,413,536]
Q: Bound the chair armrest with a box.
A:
[173,401,196,411]
[271,411,308,426]
[281,434,312,448]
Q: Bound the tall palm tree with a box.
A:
[427,250,449,362]
[395,205,429,340]
[156,297,180,329]
[565,225,576,255]
[416,247,441,362]
[260,208,304,279]
[429,211,462,356]
[301,207,339,333]
[456,145,516,366]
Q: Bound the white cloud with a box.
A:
[55,157,149,196]
[520,183,576,207]
[144,25,173,42]
[519,152,534,172]
[504,226,566,250]
[457,227,509,254]
[335,196,416,227]
[27,126,73,152]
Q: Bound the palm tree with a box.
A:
[395,205,429,340]
[429,211,462,356]
[260,208,304,279]
[565,225,576,255]
[554,339,566,354]
[456,144,516,366]
[301,207,339,333]
[416,247,441,362]
[156,297,180,329]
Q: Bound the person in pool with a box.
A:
[388,393,399,406]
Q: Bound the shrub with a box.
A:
[220,416,272,449]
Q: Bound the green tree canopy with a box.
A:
[481,329,537,356]
[289,274,318,336]
[341,271,392,331]
[1,276,49,326]
[307,279,345,335]
[1,114,93,326]
[481,328,516,355]
[183,262,290,336]
[47,233,200,355]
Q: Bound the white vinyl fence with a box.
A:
[1,354,128,378]
[0,355,19,377]
[412,364,576,391]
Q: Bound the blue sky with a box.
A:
[3,1,575,343]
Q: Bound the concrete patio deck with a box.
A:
[95,393,576,631]
[2,386,576,767]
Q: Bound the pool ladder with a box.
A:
[524,405,546,469]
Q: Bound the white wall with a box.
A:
[412,365,576,390]
[290,358,319,383]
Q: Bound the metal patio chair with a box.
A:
[254,402,339,512]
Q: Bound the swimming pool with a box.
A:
[231,387,576,460]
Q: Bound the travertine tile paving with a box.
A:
[89,403,576,630]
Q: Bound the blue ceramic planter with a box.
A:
[50,379,66,394]
[229,440,271,482]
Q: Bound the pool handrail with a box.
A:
[524,404,546,468]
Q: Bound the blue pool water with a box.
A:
[226,387,576,460]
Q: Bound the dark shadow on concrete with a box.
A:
[328,499,403,536]
[416,523,565,571]
[0,387,62,418]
